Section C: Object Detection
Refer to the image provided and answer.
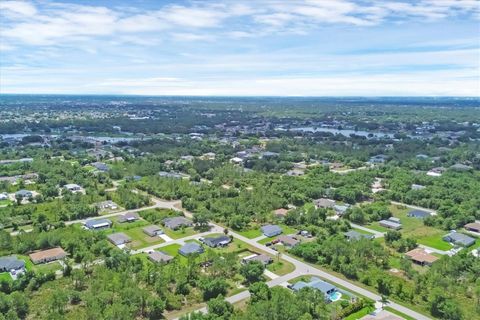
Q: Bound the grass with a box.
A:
[33,261,62,274]
[343,306,375,320]
[160,243,182,257]
[122,226,165,249]
[280,224,297,235]
[266,260,296,276]
[0,199,12,206]
[237,228,262,239]
[0,272,12,281]
[352,228,374,235]
[163,227,198,239]
[384,307,416,320]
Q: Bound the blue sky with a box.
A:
[0,0,479,96]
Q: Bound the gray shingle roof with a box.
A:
[179,242,204,256]
[261,224,282,237]
[0,256,25,271]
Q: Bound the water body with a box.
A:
[280,127,395,138]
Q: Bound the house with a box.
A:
[443,232,475,247]
[290,277,338,301]
[261,224,282,237]
[178,243,204,256]
[107,233,131,246]
[277,235,300,248]
[163,216,193,230]
[411,184,426,191]
[286,169,304,176]
[407,209,431,219]
[379,217,402,230]
[464,222,480,233]
[333,204,350,215]
[368,154,388,164]
[426,167,446,177]
[450,163,473,171]
[158,171,183,179]
[148,251,174,264]
[0,192,8,200]
[313,198,336,209]
[261,151,279,158]
[96,200,118,210]
[0,256,25,272]
[117,212,139,223]
[242,254,272,265]
[29,247,67,264]
[202,235,231,248]
[405,248,438,266]
[84,218,112,230]
[15,189,32,199]
[91,162,109,172]
[344,230,374,241]
[143,225,163,237]
[64,183,83,193]
[230,157,244,164]
[273,208,289,218]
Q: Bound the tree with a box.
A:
[380,295,389,309]
[240,261,265,283]
[199,277,228,301]
[207,295,233,319]
[249,282,271,303]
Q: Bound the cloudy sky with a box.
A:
[0,0,479,96]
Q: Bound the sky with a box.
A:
[0,0,479,96]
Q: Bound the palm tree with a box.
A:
[380,295,389,309]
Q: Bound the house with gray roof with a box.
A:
[407,209,431,219]
[313,198,336,209]
[179,242,204,256]
[91,162,109,172]
[64,183,83,193]
[163,216,193,230]
[143,225,163,237]
[277,235,300,248]
[334,204,350,215]
[15,189,32,199]
[117,212,139,223]
[0,256,25,272]
[107,233,131,246]
[290,277,338,301]
[148,251,173,264]
[84,218,112,230]
[261,224,282,237]
[202,235,231,248]
[443,232,475,247]
[344,230,374,241]
[242,253,272,265]
[379,217,402,230]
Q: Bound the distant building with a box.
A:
[242,254,272,265]
[333,204,350,215]
[148,251,174,264]
[163,217,193,230]
[143,225,163,237]
[368,154,388,164]
[411,184,426,191]
[91,162,109,172]
[405,248,438,266]
[313,198,336,209]
[427,167,446,177]
[97,200,118,210]
[29,247,67,264]
[261,224,282,237]
[0,192,8,200]
[344,230,374,241]
[450,163,473,171]
[15,189,32,199]
[203,235,231,248]
[158,171,183,179]
[290,277,338,301]
[0,256,25,272]
[273,208,289,218]
[464,222,480,233]
[379,217,402,230]
[277,235,300,248]
[407,209,431,219]
[84,218,112,230]
[117,212,139,223]
[443,232,475,247]
[64,183,83,193]
[107,233,131,246]
[178,243,204,256]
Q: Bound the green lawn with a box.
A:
[0,272,12,282]
[352,228,374,235]
[160,243,182,257]
[266,260,296,276]
[280,224,297,235]
[343,306,375,320]
[122,227,165,249]
[163,227,198,239]
[384,307,416,320]
[33,261,62,274]
[237,228,262,239]
[0,199,12,206]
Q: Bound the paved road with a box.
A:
[349,222,385,238]
[390,201,437,216]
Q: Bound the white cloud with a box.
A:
[0,1,37,17]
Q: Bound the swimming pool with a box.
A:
[328,291,342,302]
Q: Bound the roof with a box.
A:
[118,212,139,222]
[292,277,336,294]
[148,251,174,263]
[334,204,350,213]
[179,242,203,255]
[204,235,231,247]
[163,216,192,229]
[143,225,162,233]
[344,230,373,241]
[405,248,438,264]
[408,209,431,219]
[29,247,66,262]
[277,235,299,247]
[0,256,25,270]
[16,189,32,196]
[313,198,336,208]
[273,208,289,216]
[443,232,475,246]
[107,233,131,245]
[465,222,480,231]
[261,224,282,236]
[379,219,402,229]
[64,183,81,189]
[243,254,272,265]
[85,218,112,228]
